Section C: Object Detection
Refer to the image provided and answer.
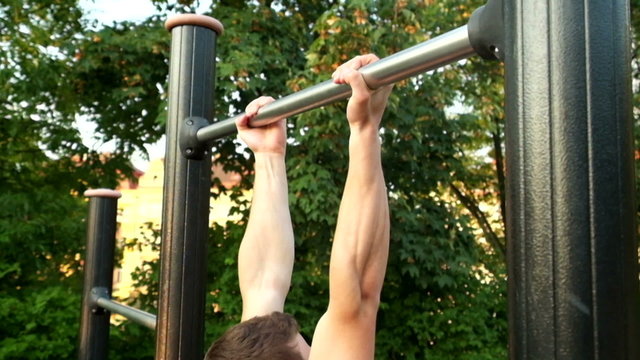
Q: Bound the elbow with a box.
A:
[360,288,382,312]
[332,287,381,320]
[360,272,384,310]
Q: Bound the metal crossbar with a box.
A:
[93,293,157,330]
[196,25,474,142]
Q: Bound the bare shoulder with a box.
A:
[308,305,379,360]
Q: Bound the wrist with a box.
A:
[253,152,289,196]
[254,152,286,164]
[348,114,382,130]
[349,122,380,141]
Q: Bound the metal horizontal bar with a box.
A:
[197,24,475,142]
[94,296,157,330]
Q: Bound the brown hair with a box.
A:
[204,312,304,360]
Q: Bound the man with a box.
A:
[205,54,393,360]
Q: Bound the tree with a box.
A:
[0,1,168,358]
[1,2,91,358]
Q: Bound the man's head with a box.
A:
[204,312,307,360]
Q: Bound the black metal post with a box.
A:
[504,0,638,359]
[78,189,121,360]
[156,15,222,360]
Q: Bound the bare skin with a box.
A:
[236,96,293,321]
[236,54,393,360]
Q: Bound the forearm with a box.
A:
[330,126,390,312]
[238,153,294,317]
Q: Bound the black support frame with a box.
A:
[504,0,638,359]
[155,16,222,360]
[78,190,121,360]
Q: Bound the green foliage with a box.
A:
[73,18,168,154]
[0,4,91,356]
[0,1,169,359]
[0,286,82,359]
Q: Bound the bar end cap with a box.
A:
[84,189,122,199]
[165,14,224,35]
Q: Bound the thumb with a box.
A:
[342,68,371,104]
[235,113,253,132]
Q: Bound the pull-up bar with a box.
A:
[194,0,503,144]
[196,25,476,141]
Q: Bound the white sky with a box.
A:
[80,0,158,23]
[77,0,213,170]
[80,0,213,24]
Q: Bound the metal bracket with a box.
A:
[468,0,504,61]
[89,287,110,315]
[179,116,211,160]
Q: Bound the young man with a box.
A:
[205,54,393,360]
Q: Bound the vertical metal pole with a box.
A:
[504,0,638,359]
[156,15,222,360]
[78,189,121,360]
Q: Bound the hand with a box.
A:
[331,54,393,130]
[235,96,287,155]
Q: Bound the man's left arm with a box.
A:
[235,97,294,321]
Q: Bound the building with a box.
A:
[113,158,243,300]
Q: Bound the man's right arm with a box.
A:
[310,54,393,360]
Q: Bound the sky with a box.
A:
[79,0,158,23]
[77,0,213,170]
[80,0,213,24]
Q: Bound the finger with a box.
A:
[342,54,380,71]
[332,54,380,84]
[331,68,341,83]
[355,53,380,67]
[342,67,370,103]
[331,66,347,83]
[245,96,275,116]
[332,60,357,84]
[245,97,263,115]
[235,113,253,131]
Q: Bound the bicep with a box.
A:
[237,236,293,321]
[240,287,287,321]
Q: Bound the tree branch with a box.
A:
[449,182,506,259]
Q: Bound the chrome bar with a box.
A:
[197,25,475,142]
[94,296,157,331]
